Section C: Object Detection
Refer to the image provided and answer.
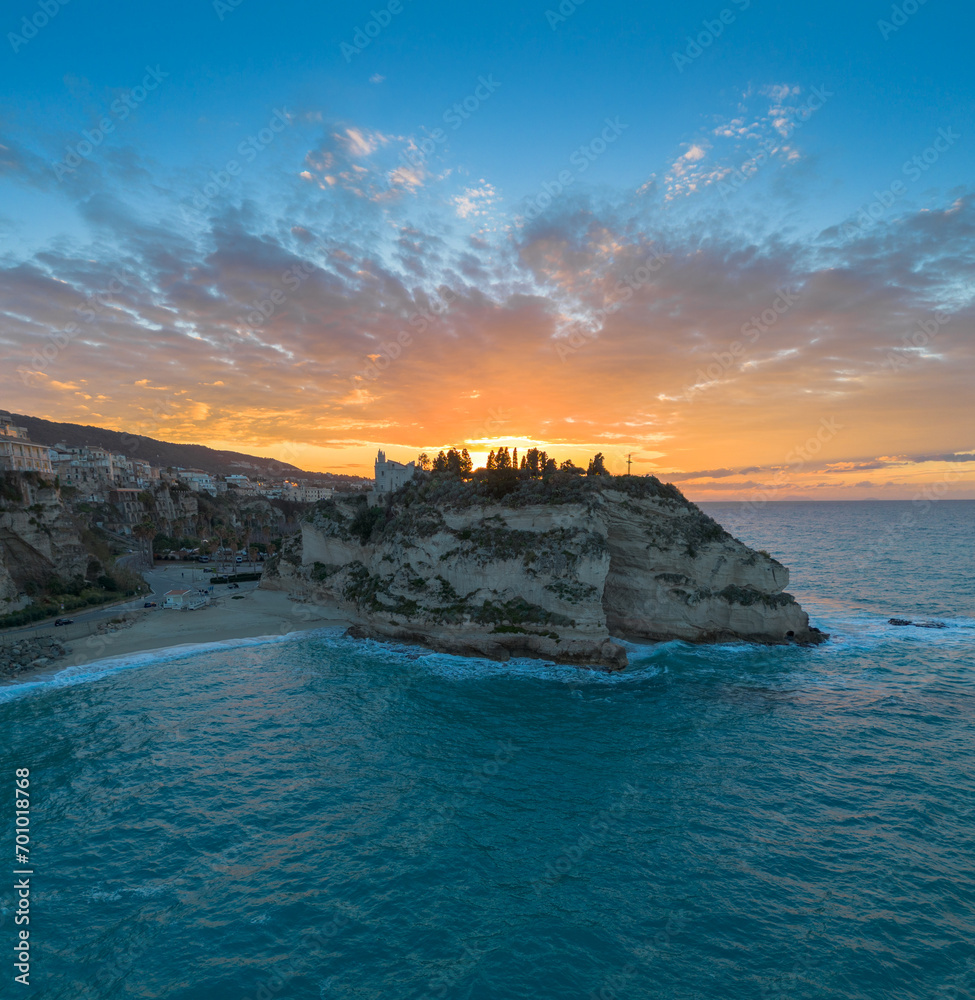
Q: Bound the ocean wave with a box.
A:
[0,627,348,705]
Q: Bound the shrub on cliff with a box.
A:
[349,501,386,544]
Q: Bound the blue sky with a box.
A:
[4,0,972,242]
[1,0,973,495]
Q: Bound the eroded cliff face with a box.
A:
[0,488,90,602]
[262,478,826,669]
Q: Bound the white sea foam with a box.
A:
[0,627,346,705]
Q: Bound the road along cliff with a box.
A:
[261,474,827,670]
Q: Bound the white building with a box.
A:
[163,588,208,609]
[374,450,415,493]
[278,482,335,503]
[0,418,55,476]
[178,469,217,496]
[224,474,257,492]
[50,444,144,488]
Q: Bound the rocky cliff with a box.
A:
[261,475,826,669]
[0,482,90,603]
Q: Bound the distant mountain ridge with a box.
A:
[1,411,366,482]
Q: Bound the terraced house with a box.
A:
[0,417,54,476]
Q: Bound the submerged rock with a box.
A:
[263,475,828,669]
[888,618,947,629]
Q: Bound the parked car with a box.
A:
[227,582,240,589]
[54,618,74,626]
[144,601,157,608]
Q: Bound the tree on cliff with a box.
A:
[587,453,609,476]
[431,448,473,478]
[523,448,551,478]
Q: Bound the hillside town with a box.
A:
[0,416,381,627]
[0,415,368,541]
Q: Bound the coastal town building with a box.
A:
[374,450,415,493]
[108,488,145,526]
[224,474,258,493]
[162,588,207,609]
[0,418,55,476]
[176,469,217,495]
[49,445,160,490]
[278,482,334,503]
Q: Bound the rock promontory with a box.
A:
[261,474,826,669]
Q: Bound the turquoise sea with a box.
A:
[2,500,974,999]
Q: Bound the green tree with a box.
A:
[587,453,609,476]
[432,450,449,472]
[133,518,157,568]
[417,452,431,471]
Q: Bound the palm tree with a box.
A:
[132,518,157,569]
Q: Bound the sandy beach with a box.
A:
[4,582,355,680]
[92,589,350,663]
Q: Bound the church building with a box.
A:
[374,450,415,493]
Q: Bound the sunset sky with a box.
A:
[1,0,973,498]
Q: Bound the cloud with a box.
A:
[0,133,973,488]
[660,85,816,200]
[910,451,975,463]
[452,182,498,219]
